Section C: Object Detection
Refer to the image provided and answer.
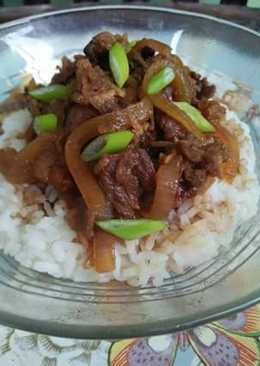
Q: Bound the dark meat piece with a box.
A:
[183,161,207,188]
[96,155,135,218]
[42,100,68,127]
[176,182,197,207]
[190,71,216,105]
[156,110,187,143]
[0,93,42,116]
[72,58,124,113]
[124,61,145,105]
[62,187,100,239]
[65,104,98,135]
[162,86,173,102]
[198,99,226,124]
[179,134,212,163]
[141,46,155,60]
[33,146,74,193]
[64,192,87,232]
[95,148,155,218]
[84,32,116,68]
[22,125,36,143]
[84,32,128,70]
[204,141,228,176]
[116,148,155,208]
[178,133,228,187]
[51,57,76,84]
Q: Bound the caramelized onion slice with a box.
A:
[210,120,240,182]
[93,229,117,273]
[146,153,183,220]
[141,58,203,139]
[97,98,153,134]
[128,38,171,62]
[149,94,204,140]
[65,118,107,217]
[0,133,57,184]
[142,56,193,103]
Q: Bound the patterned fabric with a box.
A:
[0,304,260,365]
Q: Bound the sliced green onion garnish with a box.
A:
[126,40,137,53]
[174,102,215,133]
[29,84,70,102]
[109,42,129,88]
[81,130,134,162]
[146,66,175,95]
[34,113,58,134]
[96,219,166,240]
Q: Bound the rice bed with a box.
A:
[0,101,259,287]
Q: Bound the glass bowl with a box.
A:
[0,5,259,340]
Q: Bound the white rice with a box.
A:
[0,95,259,286]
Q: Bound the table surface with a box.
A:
[0,3,259,31]
[0,4,259,366]
[0,304,259,365]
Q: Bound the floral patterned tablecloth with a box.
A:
[0,304,260,365]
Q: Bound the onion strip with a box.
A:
[146,153,183,220]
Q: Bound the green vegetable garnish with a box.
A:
[109,42,129,88]
[29,84,70,102]
[126,40,137,53]
[34,113,58,134]
[81,130,134,162]
[174,102,215,133]
[146,66,175,95]
[96,219,166,240]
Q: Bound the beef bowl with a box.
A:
[0,6,259,339]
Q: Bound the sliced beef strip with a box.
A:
[51,56,76,84]
[183,161,207,188]
[190,71,216,106]
[204,141,229,177]
[63,191,88,233]
[95,148,155,218]
[198,99,226,123]
[178,134,214,163]
[72,58,124,113]
[84,32,128,70]
[0,93,42,116]
[64,104,98,135]
[179,136,228,196]
[95,154,135,218]
[32,144,75,194]
[84,32,116,69]
[155,110,187,143]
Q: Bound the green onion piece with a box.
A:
[29,84,70,102]
[146,66,175,95]
[81,130,134,162]
[96,219,166,240]
[109,42,129,88]
[34,113,58,134]
[126,40,137,53]
[174,102,215,133]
